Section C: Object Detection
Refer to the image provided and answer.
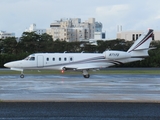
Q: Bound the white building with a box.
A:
[94,32,106,40]
[0,31,15,39]
[117,30,160,41]
[25,24,46,35]
[46,18,104,42]
[117,30,142,41]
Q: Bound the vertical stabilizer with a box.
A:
[127,29,153,57]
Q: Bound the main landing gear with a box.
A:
[82,70,90,78]
[83,74,90,78]
[20,71,24,78]
[62,67,90,78]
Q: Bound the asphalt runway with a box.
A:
[0,74,160,119]
[0,74,160,102]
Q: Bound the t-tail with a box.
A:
[127,29,154,57]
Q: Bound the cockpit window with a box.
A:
[24,57,29,60]
[29,57,35,61]
[24,56,35,61]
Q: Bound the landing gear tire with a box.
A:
[62,67,67,71]
[83,74,90,78]
[20,74,24,78]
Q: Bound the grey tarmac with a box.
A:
[0,74,160,102]
[0,74,160,119]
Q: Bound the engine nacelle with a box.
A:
[103,51,131,60]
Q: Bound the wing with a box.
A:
[62,65,103,71]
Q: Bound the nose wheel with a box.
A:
[20,74,24,78]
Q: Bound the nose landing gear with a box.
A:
[20,74,24,78]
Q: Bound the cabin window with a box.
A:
[47,58,49,61]
[70,57,73,61]
[64,57,67,61]
[53,58,55,61]
[59,57,61,61]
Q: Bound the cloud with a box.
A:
[96,4,130,18]
[1,0,160,38]
[94,1,160,38]
[95,4,130,38]
[0,0,58,36]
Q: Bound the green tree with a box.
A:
[37,33,53,52]
[19,32,40,53]
[0,37,18,54]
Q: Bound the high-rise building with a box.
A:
[46,18,103,42]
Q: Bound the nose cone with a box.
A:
[4,62,12,68]
[4,61,22,68]
[4,61,24,72]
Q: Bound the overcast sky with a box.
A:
[1,0,160,38]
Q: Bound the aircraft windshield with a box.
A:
[29,57,35,61]
[24,57,30,60]
[24,56,35,61]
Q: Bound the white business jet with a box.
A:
[4,29,154,78]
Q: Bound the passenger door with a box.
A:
[37,55,44,67]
